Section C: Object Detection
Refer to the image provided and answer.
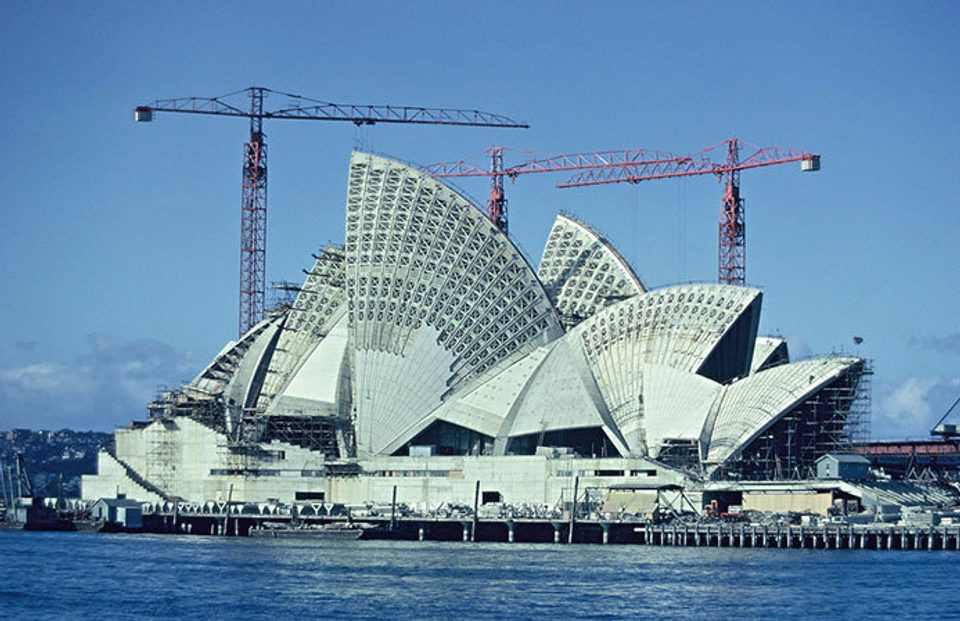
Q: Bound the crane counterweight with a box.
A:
[134,107,152,122]
[801,155,821,172]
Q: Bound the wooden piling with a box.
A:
[472,480,480,543]
[390,485,397,531]
[568,476,579,545]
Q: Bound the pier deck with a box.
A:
[142,506,960,550]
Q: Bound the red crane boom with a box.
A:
[135,87,528,336]
[425,146,680,236]
[426,140,818,286]
[423,147,547,235]
[556,138,820,286]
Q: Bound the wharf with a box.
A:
[141,505,960,550]
[633,522,960,550]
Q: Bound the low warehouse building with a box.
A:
[742,490,836,516]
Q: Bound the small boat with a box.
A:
[6,497,76,532]
[73,519,104,533]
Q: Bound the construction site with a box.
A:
[7,85,946,543]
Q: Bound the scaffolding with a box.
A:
[146,384,349,474]
[266,280,301,315]
[145,418,179,495]
[728,358,873,481]
[848,359,873,448]
[148,388,228,435]
[655,439,701,473]
[258,415,342,459]
[210,412,347,474]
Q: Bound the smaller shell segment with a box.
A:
[750,336,790,374]
[257,245,347,413]
[569,283,762,454]
[537,214,644,328]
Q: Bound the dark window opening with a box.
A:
[395,420,493,456]
[506,427,621,458]
[295,491,326,501]
[482,491,502,504]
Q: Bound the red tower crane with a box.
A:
[423,146,679,236]
[422,146,519,235]
[557,139,820,286]
[134,87,529,336]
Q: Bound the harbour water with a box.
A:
[1,530,957,621]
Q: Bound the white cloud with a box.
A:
[1,363,75,394]
[875,375,960,439]
[0,334,206,430]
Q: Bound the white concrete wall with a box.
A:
[331,455,685,508]
[114,427,148,474]
[86,417,331,504]
[81,452,164,504]
[85,416,688,507]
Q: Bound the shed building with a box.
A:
[816,453,870,480]
[92,498,143,529]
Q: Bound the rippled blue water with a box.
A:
[1,530,958,620]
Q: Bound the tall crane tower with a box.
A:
[557,138,820,286]
[134,87,529,336]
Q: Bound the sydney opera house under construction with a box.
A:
[82,153,869,507]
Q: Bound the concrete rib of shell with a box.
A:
[188,314,283,396]
[704,357,861,464]
[640,365,721,459]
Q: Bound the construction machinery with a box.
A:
[425,140,817,287]
[931,393,960,440]
[134,87,528,336]
[423,146,679,236]
[558,138,820,286]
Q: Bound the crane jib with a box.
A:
[133,88,528,337]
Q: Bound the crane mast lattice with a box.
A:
[135,87,528,336]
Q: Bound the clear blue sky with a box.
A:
[1,1,958,438]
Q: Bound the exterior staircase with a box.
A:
[103,450,170,502]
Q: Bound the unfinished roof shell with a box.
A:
[162,152,867,477]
